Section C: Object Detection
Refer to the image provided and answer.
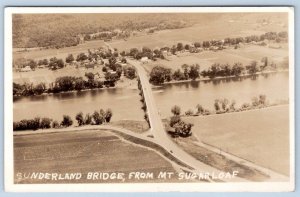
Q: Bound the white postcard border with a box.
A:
[4,6,295,192]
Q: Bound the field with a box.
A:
[142,44,289,73]
[109,12,287,52]
[13,12,287,62]
[182,105,290,176]
[13,65,105,85]
[14,40,106,61]
[14,129,178,183]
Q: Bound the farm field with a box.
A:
[142,44,289,73]
[13,40,106,61]
[13,66,105,85]
[13,12,287,63]
[182,105,290,176]
[109,13,287,52]
[13,43,288,86]
[14,129,179,183]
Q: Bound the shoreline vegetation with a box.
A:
[13,56,137,97]
[165,95,288,138]
[13,108,113,131]
[148,59,288,86]
[162,69,289,86]
[13,65,288,98]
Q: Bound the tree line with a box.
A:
[169,94,270,120]
[13,72,115,97]
[13,14,191,49]
[168,105,194,138]
[122,31,288,62]
[13,108,113,131]
[149,57,280,85]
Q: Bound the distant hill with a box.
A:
[12,13,200,49]
[12,12,288,49]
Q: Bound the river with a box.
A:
[13,72,289,122]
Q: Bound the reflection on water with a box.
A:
[14,72,289,121]
[14,88,144,122]
[154,72,289,118]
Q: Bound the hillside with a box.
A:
[12,12,288,49]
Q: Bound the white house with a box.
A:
[20,66,31,72]
[141,57,149,64]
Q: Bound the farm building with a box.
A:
[20,66,31,72]
[140,57,149,64]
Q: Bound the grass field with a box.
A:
[14,129,179,183]
[13,12,287,62]
[109,13,287,52]
[110,120,150,134]
[142,44,288,73]
[182,105,290,176]
[13,40,106,61]
[13,66,105,85]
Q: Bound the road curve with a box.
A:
[127,59,252,182]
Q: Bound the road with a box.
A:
[127,59,250,182]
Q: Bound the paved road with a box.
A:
[127,59,251,182]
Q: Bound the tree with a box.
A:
[61,115,73,127]
[76,112,84,126]
[184,44,190,50]
[247,61,259,75]
[85,72,95,81]
[28,59,37,70]
[123,66,136,79]
[55,76,75,91]
[196,104,204,114]
[85,113,92,125]
[181,64,190,80]
[221,98,229,111]
[42,59,49,66]
[49,57,64,70]
[129,48,139,57]
[66,54,75,63]
[40,118,52,129]
[194,42,201,48]
[261,57,268,69]
[172,120,193,137]
[172,69,185,81]
[185,109,194,116]
[108,56,117,68]
[230,100,236,111]
[149,66,172,85]
[52,120,60,128]
[33,83,46,95]
[121,57,127,63]
[105,108,113,122]
[177,43,184,51]
[76,53,88,62]
[259,94,267,106]
[92,111,103,125]
[171,105,181,116]
[214,99,220,111]
[102,66,108,72]
[231,62,244,76]
[38,59,44,66]
[105,72,119,82]
[170,115,181,127]
[188,64,200,80]
[56,59,65,69]
[142,46,152,54]
[252,97,259,107]
[74,77,85,91]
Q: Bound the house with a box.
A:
[141,57,149,64]
[20,66,31,72]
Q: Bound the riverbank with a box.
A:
[160,69,289,86]
[182,105,290,176]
